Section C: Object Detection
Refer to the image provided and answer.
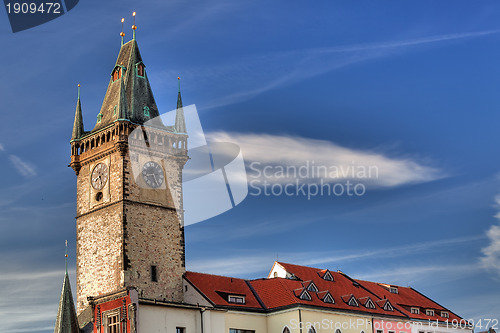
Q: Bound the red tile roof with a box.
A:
[183,261,461,321]
[353,279,462,321]
[184,271,263,309]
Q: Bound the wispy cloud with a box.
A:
[189,235,482,278]
[208,131,445,188]
[480,194,500,277]
[0,143,4,151]
[182,29,500,109]
[9,155,37,178]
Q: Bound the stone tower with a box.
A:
[69,35,188,314]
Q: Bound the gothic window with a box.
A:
[112,67,121,82]
[97,113,103,123]
[136,63,145,77]
[113,105,117,116]
[282,327,291,333]
[143,106,150,117]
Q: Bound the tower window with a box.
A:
[112,67,122,82]
[136,63,145,77]
[151,265,158,282]
[113,105,117,116]
[143,106,150,117]
[97,113,103,123]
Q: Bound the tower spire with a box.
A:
[53,241,79,333]
[71,84,84,141]
[132,12,137,40]
[175,77,187,133]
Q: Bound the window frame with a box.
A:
[426,309,435,316]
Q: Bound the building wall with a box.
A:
[266,308,373,333]
[138,305,225,333]
[373,319,412,333]
[224,311,267,333]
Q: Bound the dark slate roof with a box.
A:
[54,272,79,333]
[92,39,165,133]
[71,96,83,141]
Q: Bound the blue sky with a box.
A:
[1,0,500,332]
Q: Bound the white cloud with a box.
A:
[9,155,37,178]
[480,223,500,277]
[207,132,444,188]
[0,143,4,151]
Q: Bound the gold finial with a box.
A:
[65,240,68,274]
[120,18,125,45]
[132,12,137,39]
[77,84,81,99]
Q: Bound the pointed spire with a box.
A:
[120,18,125,46]
[175,77,187,134]
[54,242,79,333]
[117,78,129,120]
[71,84,84,141]
[132,12,137,40]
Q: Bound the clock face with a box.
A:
[91,162,108,190]
[142,161,164,188]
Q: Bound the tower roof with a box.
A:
[92,39,165,133]
[54,272,79,333]
[71,86,84,141]
[175,78,187,134]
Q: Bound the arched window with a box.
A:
[273,272,278,278]
[136,62,145,77]
[112,67,121,81]
[282,327,291,333]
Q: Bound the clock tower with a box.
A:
[69,35,188,314]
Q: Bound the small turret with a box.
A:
[71,84,84,141]
[175,77,187,134]
[53,241,79,333]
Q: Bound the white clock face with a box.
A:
[91,162,108,190]
[142,161,164,188]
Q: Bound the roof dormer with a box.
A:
[306,281,319,292]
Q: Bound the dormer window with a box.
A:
[411,307,420,314]
[143,106,150,117]
[389,286,399,294]
[306,281,318,292]
[426,309,435,316]
[441,311,449,318]
[322,271,334,281]
[323,292,334,304]
[348,296,359,307]
[97,113,103,123]
[136,62,145,77]
[365,298,376,309]
[228,295,245,304]
[298,289,312,301]
[383,301,394,311]
[112,66,122,82]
